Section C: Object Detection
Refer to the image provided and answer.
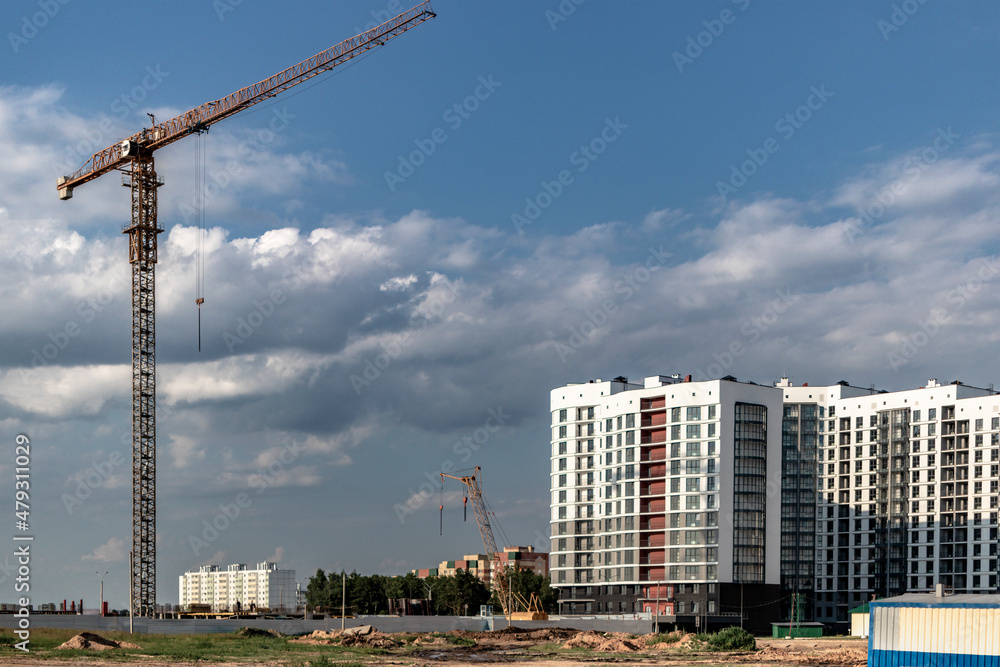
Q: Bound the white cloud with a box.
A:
[0,365,127,417]
[82,536,127,563]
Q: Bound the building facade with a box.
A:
[550,375,784,630]
[780,378,1000,626]
[179,562,299,612]
[412,546,549,586]
[551,374,1000,629]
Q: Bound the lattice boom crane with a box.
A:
[56,2,435,618]
[441,467,514,619]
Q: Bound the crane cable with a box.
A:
[194,132,206,352]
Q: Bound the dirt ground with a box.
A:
[0,627,869,667]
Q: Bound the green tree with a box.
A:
[305,568,330,609]
[430,570,489,616]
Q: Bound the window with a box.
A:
[686,442,701,457]
[686,513,701,527]
[686,424,701,440]
[559,425,567,438]
[708,423,716,437]
[685,566,699,580]
[558,474,566,487]
[708,405,717,419]
[559,409,567,422]
[686,495,701,509]
[686,478,700,492]
[707,460,716,474]
[687,406,701,421]
[671,407,681,422]
[708,441,716,455]
[671,425,681,440]
[686,460,701,474]
[929,408,936,420]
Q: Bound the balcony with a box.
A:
[640,516,667,531]
[640,534,666,548]
[640,447,666,462]
[641,412,668,428]
[641,429,667,445]
[640,499,666,514]
[640,397,666,411]
[641,464,667,480]
[640,481,666,497]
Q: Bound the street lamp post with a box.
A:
[96,571,108,617]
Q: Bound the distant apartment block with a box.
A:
[412,546,549,586]
[179,562,299,612]
[550,374,1000,630]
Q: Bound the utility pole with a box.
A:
[341,572,346,631]
[96,571,108,617]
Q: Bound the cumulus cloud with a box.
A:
[82,536,127,563]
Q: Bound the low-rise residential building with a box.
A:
[179,561,299,612]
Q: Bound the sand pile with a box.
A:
[561,630,644,652]
[754,645,797,660]
[340,630,398,648]
[56,632,141,651]
[822,647,868,667]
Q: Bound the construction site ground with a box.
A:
[0,625,868,666]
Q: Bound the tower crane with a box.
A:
[56,2,435,617]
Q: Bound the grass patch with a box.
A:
[646,631,683,645]
[0,627,393,663]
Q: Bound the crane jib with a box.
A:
[56,1,434,198]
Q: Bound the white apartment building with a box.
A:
[179,562,299,612]
[779,378,1000,625]
[551,374,1000,631]
[550,374,784,632]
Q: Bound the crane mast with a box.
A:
[56,2,435,618]
[441,467,513,619]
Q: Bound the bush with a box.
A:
[706,626,756,651]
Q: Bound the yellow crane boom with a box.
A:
[441,467,513,619]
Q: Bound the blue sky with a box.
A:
[0,0,998,608]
